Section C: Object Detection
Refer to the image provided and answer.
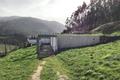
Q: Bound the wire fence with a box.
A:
[0,38,28,57]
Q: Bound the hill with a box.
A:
[41,40,120,80]
[1,39,120,80]
[91,21,120,35]
[0,16,65,36]
[0,46,39,80]
[65,0,120,34]
[0,16,20,22]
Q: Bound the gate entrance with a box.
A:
[37,34,58,59]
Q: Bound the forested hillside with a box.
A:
[64,0,120,34]
[92,21,120,34]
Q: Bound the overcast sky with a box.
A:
[0,0,90,24]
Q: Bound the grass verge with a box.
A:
[0,46,39,80]
[41,40,120,80]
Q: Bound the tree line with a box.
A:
[64,0,120,33]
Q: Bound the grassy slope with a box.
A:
[40,57,58,80]
[1,39,120,80]
[92,21,120,35]
[0,46,39,80]
[0,44,17,52]
[41,57,69,80]
[41,40,120,80]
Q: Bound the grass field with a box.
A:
[0,46,39,80]
[0,44,17,52]
[0,40,120,80]
[41,40,120,80]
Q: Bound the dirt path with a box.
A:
[31,61,46,80]
[57,72,69,80]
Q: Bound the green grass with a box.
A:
[41,57,69,80]
[0,44,6,51]
[41,58,58,80]
[92,21,120,35]
[41,40,120,80]
[0,36,9,39]
[111,31,120,35]
[0,46,39,80]
[0,44,17,52]
[1,39,120,80]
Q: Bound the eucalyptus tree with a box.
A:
[65,0,120,33]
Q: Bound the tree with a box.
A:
[65,0,120,33]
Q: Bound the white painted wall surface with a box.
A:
[40,38,50,44]
[27,39,37,44]
[50,37,58,52]
[57,34,100,50]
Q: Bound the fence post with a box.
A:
[4,40,7,55]
[37,36,40,59]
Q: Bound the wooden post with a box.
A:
[37,36,40,59]
[4,40,7,55]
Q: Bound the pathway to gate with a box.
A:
[57,71,69,80]
[31,61,46,80]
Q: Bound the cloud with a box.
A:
[0,0,42,10]
[0,0,36,7]
[0,8,14,16]
[0,0,90,24]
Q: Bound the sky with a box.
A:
[0,0,90,24]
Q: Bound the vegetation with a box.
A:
[0,46,39,80]
[0,17,64,36]
[0,34,29,52]
[65,0,120,33]
[41,40,120,80]
[1,37,120,80]
[112,31,120,36]
[41,57,69,80]
[41,58,58,80]
[92,21,120,34]
[0,44,17,52]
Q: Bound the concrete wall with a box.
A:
[27,39,37,44]
[37,34,120,59]
[50,37,58,52]
[57,34,100,50]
